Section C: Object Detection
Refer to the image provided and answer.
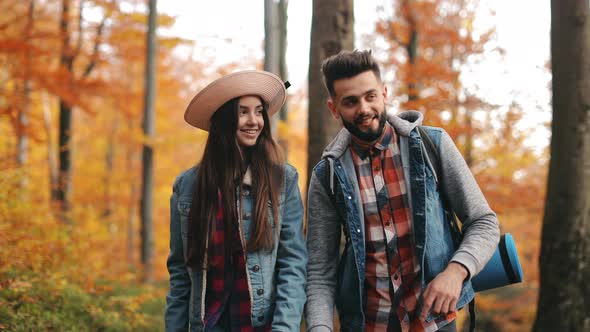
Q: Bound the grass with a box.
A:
[0,270,167,332]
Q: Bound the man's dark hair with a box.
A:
[321,49,382,97]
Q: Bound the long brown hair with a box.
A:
[186,96,284,269]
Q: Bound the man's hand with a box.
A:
[419,262,468,321]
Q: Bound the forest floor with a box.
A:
[0,269,167,332]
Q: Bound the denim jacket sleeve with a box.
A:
[272,166,308,331]
[165,179,191,332]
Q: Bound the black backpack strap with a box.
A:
[418,126,441,186]
[469,299,476,332]
[315,158,351,243]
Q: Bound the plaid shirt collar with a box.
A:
[350,122,395,159]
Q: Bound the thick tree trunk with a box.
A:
[534,1,590,330]
[140,0,157,282]
[307,0,354,182]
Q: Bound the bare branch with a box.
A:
[73,0,84,58]
[81,14,106,78]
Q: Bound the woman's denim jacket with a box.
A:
[165,164,307,332]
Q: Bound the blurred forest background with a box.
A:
[1,0,588,331]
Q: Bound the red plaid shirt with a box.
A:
[350,123,455,332]
[204,191,270,332]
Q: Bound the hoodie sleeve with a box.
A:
[305,169,342,332]
[438,129,501,278]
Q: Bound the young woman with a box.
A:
[165,70,306,332]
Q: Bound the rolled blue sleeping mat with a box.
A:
[471,233,524,292]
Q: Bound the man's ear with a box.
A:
[382,84,388,101]
[327,98,340,120]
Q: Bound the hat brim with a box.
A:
[184,70,287,131]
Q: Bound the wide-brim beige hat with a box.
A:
[184,70,288,131]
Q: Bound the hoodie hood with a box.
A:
[321,110,424,159]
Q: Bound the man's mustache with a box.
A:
[354,112,377,124]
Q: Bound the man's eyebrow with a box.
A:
[341,89,378,101]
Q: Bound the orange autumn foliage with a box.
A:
[0,0,311,313]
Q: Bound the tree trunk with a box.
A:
[54,0,104,221]
[56,0,74,221]
[463,110,473,167]
[42,92,59,201]
[402,0,418,103]
[127,139,138,267]
[140,0,157,283]
[534,1,590,330]
[17,0,35,191]
[103,118,117,219]
[127,119,138,267]
[307,0,354,182]
[57,99,73,218]
[277,0,289,155]
[264,0,281,139]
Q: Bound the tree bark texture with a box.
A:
[307,0,354,182]
[140,0,157,283]
[534,1,590,330]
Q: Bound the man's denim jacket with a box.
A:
[305,111,500,331]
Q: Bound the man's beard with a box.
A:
[341,111,387,142]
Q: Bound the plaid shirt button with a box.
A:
[252,265,260,272]
[257,288,264,295]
